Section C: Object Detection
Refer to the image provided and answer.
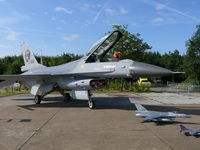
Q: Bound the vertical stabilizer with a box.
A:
[135,103,148,112]
[21,42,46,72]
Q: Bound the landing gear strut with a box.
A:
[34,95,42,104]
[64,93,72,102]
[88,99,95,109]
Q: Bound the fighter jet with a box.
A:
[134,103,191,124]
[180,125,200,137]
[0,30,173,109]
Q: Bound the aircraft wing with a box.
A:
[0,70,112,88]
[0,74,49,82]
[0,74,49,88]
[0,70,111,81]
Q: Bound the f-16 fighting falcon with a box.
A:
[180,125,200,137]
[134,103,191,124]
[0,30,173,109]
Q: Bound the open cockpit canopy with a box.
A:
[85,30,123,63]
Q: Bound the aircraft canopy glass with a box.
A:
[85,30,123,63]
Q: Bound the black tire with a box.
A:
[88,100,95,109]
[34,95,42,104]
[156,121,160,125]
[64,93,71,102]
[185,133,190,136]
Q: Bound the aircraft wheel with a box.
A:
[88,100,95,109]
[156,121,160,125]
[64,93,71,102]
[185,133,190,136]
[34,95,42,104]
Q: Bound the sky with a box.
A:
[0,0,200,57]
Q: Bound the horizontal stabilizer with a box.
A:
[0,70,111,88]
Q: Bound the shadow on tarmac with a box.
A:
[139,120,200,126]
[13,95,200,116]
[15,96,135,111]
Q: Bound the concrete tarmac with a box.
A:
[0,93,200,150]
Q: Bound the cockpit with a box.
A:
[85,30,123,63]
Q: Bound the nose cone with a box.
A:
[129,61,173,77]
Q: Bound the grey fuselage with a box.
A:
[181,129,200,136]
[23,58,133,78]
[21,57,172,90]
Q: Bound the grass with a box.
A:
[92,89,163,94]
[0,91,29,97]
[92,90,134,93]
[0,88,29,97]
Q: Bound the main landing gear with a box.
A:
[34,95,42,104]
[34,90,95,110]
[88,99,95,109]
[34,93,71,105]
[58,89,72,102]
[64,93,71,102]
[34,90,53,105]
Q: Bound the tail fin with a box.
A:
[21,42,45,72]
[135,103,148,112]
[180,125,188,131]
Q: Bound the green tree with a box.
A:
[109,25,152,61]
[184,25,200,84]
[143,51,162,66]
[161,50,183,71]
[0,59,6,74]
[3,56,23,75]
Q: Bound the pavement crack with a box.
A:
[142,123,175,150]
[16,108,62,150]
[135,117,175,150]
